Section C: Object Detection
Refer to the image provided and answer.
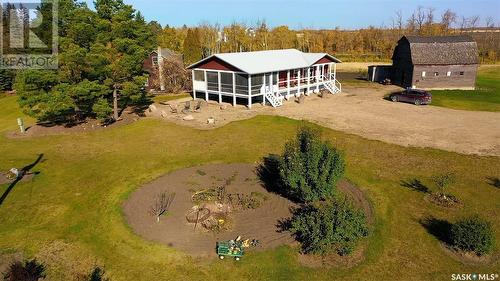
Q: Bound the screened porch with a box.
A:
[191,62,339,108]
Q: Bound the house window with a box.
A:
[421,71,426,77]
[434,72,439,77]
[446,71,451,76]
[459,71,464,75]
[152,56,158,66]
[193,70,205,81]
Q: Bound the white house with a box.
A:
[187,49,342,108]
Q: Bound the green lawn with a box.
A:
[431,66,500,112]
[0,94,499,280]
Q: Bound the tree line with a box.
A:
[155,7,498,65]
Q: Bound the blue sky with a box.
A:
[86,0,499,29]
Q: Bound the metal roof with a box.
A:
[188,49,341,74]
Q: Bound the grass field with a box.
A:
[431,66,500,112]
[0,94,499,280]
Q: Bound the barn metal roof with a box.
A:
[188,49,341,74]
[403,35,479,65]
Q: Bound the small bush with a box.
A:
[287,196,368,255]
[278,126,345,202]
[450,215,495,256]
[3,259,46,281]
[432,173,455,198]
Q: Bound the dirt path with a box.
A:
[149,85,500,156]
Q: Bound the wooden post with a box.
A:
[286,70,290,99]
[204,71,208,101]
[192,70,196,100]
[232,72,236,106]
[248,75,252,109]
[17,118,25,133]
[306,67,310,95]
[297,69,301,97]
[270,72,273,97]
[217,71,222,103]
[316,65,319,92]
[262,74,266,106]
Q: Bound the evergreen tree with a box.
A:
[14,0,155,124]
[183,28,202,64]
[0,70,15,91]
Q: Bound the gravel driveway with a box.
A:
[275,85,500,156]
[151,84,500,157]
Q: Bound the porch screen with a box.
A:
[220,72,233,93]
[251,74,264,95]
[235,74,248,95]
[193,70,205,81]
[206,71,219,91]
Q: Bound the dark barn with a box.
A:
[391,35,479,90]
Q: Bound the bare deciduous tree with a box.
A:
[394,10,404,34]
[425,7,435,25]
[485,16,495,28]
[150,192,175,222]
[459,16,469,31]
[414,6,426,32]
[158,57,191,94]
[441,9,457,30]
[469,15,480,28]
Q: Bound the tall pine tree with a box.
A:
[182,28,202,65]
[14,0,155,123]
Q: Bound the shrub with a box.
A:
[432,173,455,199]
[278,126,345,202]
[92,98,112,123]
[287,196,368,255]
[3,259,46,281]
[450,215,495,256]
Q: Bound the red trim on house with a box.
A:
[313,56,336,65]
[194,57,243,72]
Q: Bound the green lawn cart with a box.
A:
[216,240,244,260]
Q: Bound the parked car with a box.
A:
[389,88,432,105]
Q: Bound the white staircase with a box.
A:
[265,90,284,107]
[324,74,342,94]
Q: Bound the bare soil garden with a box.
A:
[123,163,296,257]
